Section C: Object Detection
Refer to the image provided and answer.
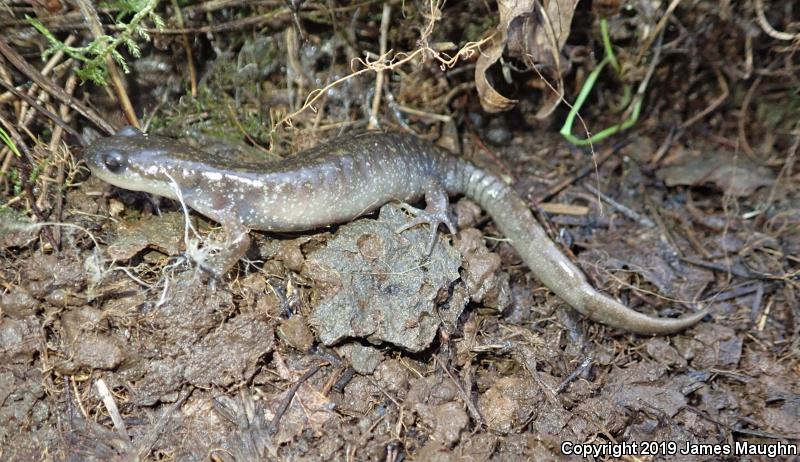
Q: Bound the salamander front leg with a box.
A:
[180,187,252,277]
[396,185,457,254]
[198,222,251,278]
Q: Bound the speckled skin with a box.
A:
[84,127,707,335]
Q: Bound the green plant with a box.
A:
[27,0,164,85]
[0,126,21,158]
[560,18,641,146]
[0,126,22,197]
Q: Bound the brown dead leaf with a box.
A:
[656,150,775,196]
[476,0,578,116]
[476,33,517,113]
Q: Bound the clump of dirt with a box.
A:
[305,204,466,352]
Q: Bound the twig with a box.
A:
[0,114,59,250]
[464,127,513,178]
[368,3,391,129]
[738,75,762,161]
[680,256,769,280]
[43,72,79,247]
[536,140,630,203]
[0,35,76,104]
[0,78,84,145]
[680,64,729,129]
[583,183,655,228]
[170,0,198,97]
[685,405,800,441]
[538,202,589,216]
[70,376,89,419]
[226,103,270,153]
[134,9,292,34]
[95,378,131,443]
[756,297,773,331]
[753,0,800,41]
[395,104,452,123]
[760,123,799,212]
[133,389,190,460]
[435,354,485,428]
[750,282,764,322]
[75,0,140,128]
[649,125,677,166]
[277,34,492,128]
[267,363,322,435]
[635,0,682,67]
[514,346,561,409]
[556,354,593,394]
[706,283,763,303]
[0,37,115,135]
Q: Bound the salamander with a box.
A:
[83,126,708,335]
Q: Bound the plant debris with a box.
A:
[656,148,776,196]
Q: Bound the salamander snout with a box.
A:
[83,129,181,199]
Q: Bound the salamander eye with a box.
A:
[103,151,126,174]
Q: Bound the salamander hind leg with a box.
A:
[396,183,457,254]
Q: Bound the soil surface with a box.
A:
[1,1,799,461]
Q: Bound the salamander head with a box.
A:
[83,126,202,199]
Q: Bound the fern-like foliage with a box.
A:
[27,0,164,85]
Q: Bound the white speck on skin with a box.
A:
[235,176,265,188]
[558,260,581,279]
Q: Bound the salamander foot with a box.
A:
[396,194,457,255]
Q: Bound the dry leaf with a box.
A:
[656,151,775,196]
[476,0,579,116]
